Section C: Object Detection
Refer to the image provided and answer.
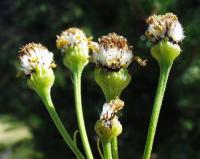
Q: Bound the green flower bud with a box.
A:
[27,66,55,94]
[56,27,90,72]
[94,67,131,101]
[151,38,181,66]
[95,116,122,141]
[62,46,88,72]
[18,43,56,94]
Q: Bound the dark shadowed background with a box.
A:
[0,0,200,159]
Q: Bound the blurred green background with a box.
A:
[0,0,200,159]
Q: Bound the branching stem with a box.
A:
[39,89,85,159]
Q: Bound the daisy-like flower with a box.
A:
[19,43,56,76]
[145,13,184,43]
[91,33,133,70]
[56,27,89,58]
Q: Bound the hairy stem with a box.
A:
[143,64,172,159]
[39,89,85,159]
[73,70,93,159]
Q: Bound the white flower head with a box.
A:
[145,13,184,43]
[100,98,124,127]
[19,43,56,75]
[95,98,123,139]
[91,33,133,70]
[56,27,89,57]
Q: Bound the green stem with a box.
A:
[111,137,118,159]
[142,64,172,159]
[39,89,85,159]
[106,97,119,159]
[73,70,93,159]
[102,140,113,159]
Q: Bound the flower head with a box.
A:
[56,27,91,72]
[91,33,133,70]
[145,13,184,43]
[94,67,131,101]
[145,13,185,66]
[100,98,124,125]
[95,98,124,140]
[18,43,56,93]
[56,27,89,57]
[19,43,56,76]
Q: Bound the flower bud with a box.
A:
[151,38,181,66]
[95,98,124,141]
[18,43,56,94]
[56,27,90,72]
[27,66,55,94]
[145,13,185,66]
[94,67,131,101]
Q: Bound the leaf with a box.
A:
[97,138,104,159]
[73,130,79,147]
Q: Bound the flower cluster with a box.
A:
[91,33,133,70]
[17,12,185,158]
[145,12,184,43]
[19,43,56,76]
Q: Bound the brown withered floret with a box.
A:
[19,43,46,56]
[133,56,148,67]
[98,33,133,50]
[56,27,88,49]
[99,98,124,129]
[101,98,124,122]
[109,98,124,113]
[146,13,178,25]
[65,27,83,34]
[164,13,178,21]
[145,13,180,43]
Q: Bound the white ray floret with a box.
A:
[168,20,185,42]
